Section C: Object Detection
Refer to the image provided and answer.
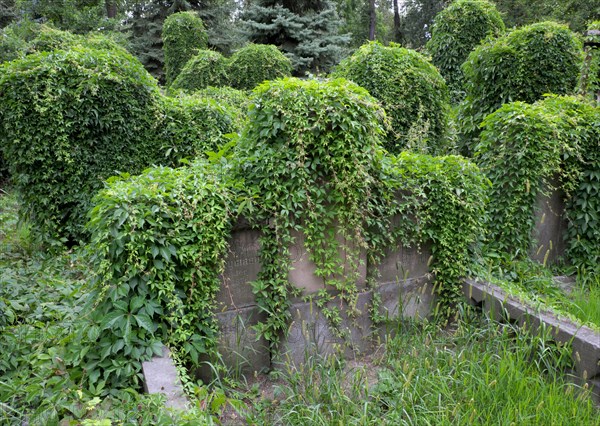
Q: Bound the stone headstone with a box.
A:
[217,217,262,310]
[530,178,567,265]
[275,290,374,368]
[288,229,367,296]
[374,242,432,285]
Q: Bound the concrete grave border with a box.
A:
[463,278,600,404]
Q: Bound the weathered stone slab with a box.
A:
[275,290,374,368]
[463,279,600,391]
[378,277,435,321]
[288,229,367,296]
[217,218,261,310]
[374,243,432,285]
[530,179,567,265]
[197,306,270,382]
[141,346,188,410]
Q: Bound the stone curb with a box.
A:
[463,278,600,403]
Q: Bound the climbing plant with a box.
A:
[234,77,489,347]
[458,21,583,155]
[227,44,293,91]
[234,77,387,347]
[331,41,451,155]
[85,161,235,391]
[170,49,229,93]
[380,153,490,311]
[162,11,208,87]
[475,95,599,275]
[426,0,505,103]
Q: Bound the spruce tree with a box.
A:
[242,0,349,75]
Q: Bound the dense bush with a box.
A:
[541,97,600,275]
[0,44,243,244]
[170,49,228,92]
[86,162,234,390]
[0,22,128,64]
[227,44,293,90]
[475,96,599,274]
[163,11,208,87]
[331,41,451,155]
[427,0,505,103]
[459,22,583,154]
[0,47,161,244]
[193,86,251,129]
[158,93,243,166]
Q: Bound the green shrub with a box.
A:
[158,93,243,166]
[0,22,129,63]
[331,41,451,155]
[459,22,583,154]
[170,49,228,93]
[227,44,293,90]
[0,47,162,244]
[193,86,251,128]
[86,161,234,390]
[475,96,599,274]
[0,20,40,63]
[163,11,208,87]
[427,0,505,103]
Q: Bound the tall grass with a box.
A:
[249,312,599,425]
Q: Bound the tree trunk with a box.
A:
[393,0,402,43]
[368,0,376,40]
[105,0,117,19]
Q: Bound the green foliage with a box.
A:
[241,2,350,75]
[427,0,505,103]
[235,77,487,344]
[227,43,292,90]
[163,11,208,86]
[171,49,228,92]
[458,22,583,154]
[0,190,242,424]
[579,21,600,103]
[86,162,235,391]
[0,21,128,64]
[332,41,451,155]
[251,313,598,424]
[540,96,600,276]
[235,77,387,346]
[0,47,161,245]
[475,96,599,274]
[0,44,240,245]
[490,0,600,33]
[158,93,244,166]
[383,153,489,309]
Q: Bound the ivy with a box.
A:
[458,21,583,155]
[170,49,229,93]
[331,41,452,155]
[162,11,208,87]
[380,153,490,311]
[234,77,489,346]
[476,96,600,275]
[227,44,293,91]
[0,47,240,246]
[426,0,505,103]
[234,77,387,348]
[85,161,236,392]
